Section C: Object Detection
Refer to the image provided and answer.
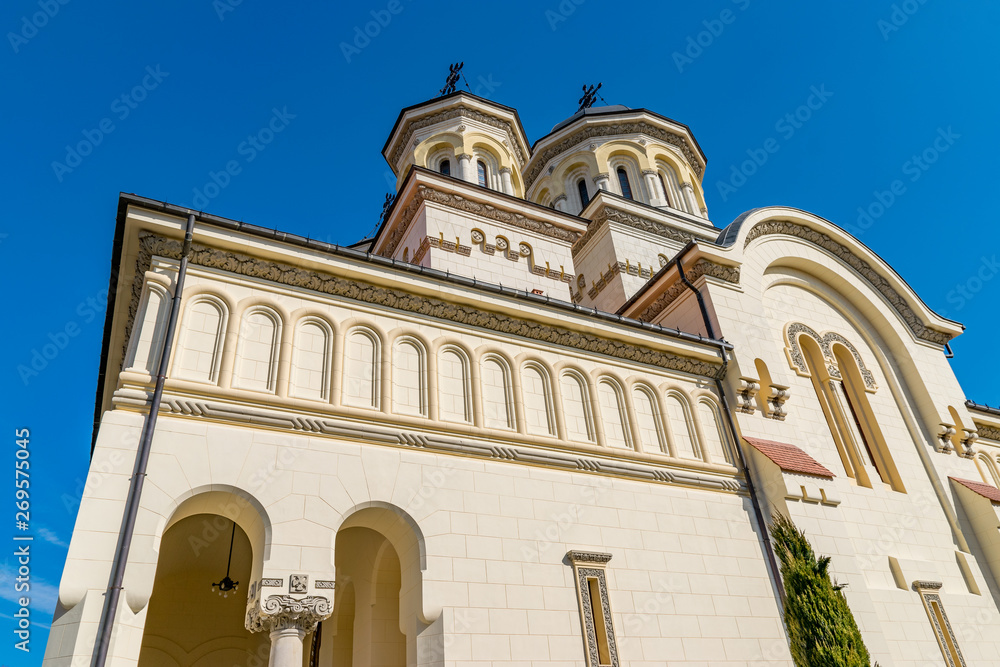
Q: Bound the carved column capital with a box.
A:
[458,153,472,161]
[641,169,657,176]
[499,166,512,174]
[246,595,332,635]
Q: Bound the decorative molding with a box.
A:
[745,220,954,345]
[136,233,722,379]
[767,384,791,421]
[938,423,957,454]
[314,580,336,590]
[583,261,653,301]
[109,392,750,495]
[382,184,580,257]
[633,259,740,323]
[960,429,979,458]
[737,378,760,414]
[390,105,526,167]
[913,584,967,667]
[974,423,1000,442]
[289,574,308,594]
[573,204,715,254]
[567,551,613,565]
[784,323,877,392]
[527,120,704,189]
[246,595,332,635]
[570,563,620,667]
[912,580,944,591]
[261,578,283,587]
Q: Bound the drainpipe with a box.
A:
[92,213,197,667]
[677,258,786,608]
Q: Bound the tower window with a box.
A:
[616,167,633,200]
[440,159,450,176]
[477,160,488,188]
[577,178,590,210]
[657,173,671,207]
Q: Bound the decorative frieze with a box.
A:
[747,221,955,345]
[785,323,877,392]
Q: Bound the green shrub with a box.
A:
[770,512,875,667]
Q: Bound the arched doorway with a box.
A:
[137,514,268,666]
[317,527,406,667]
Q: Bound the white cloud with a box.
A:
[35,526,68,549]
[0,560,59,616]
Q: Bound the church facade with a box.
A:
[44,91,1000,667]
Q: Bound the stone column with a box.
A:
[458,153,475,184]
[499,167,514,195]
[553,194,568,212]
[246,595,331,667]
[643,169,665,207]
[680,182,699,214]
[593,173,611,192]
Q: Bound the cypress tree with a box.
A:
[770,512,875,666]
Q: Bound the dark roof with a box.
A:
[743,436,835,478]
[551,104,631,132]
[950,477,1000,504]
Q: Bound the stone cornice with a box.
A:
[745,220,954,345]
[381,184,581,257]
[246,595,331,634]
[574,204,715,254]
[109,389,746,495]
[526,120,704,190]
[135,233,722,379]
[567,550,613,565]
[633,259,741,323]
[389,105,527,167]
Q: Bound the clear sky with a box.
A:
[4,0,999,663]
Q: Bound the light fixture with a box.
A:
[212,521,240,598]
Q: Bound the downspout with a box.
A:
[677,258,786,607]
[92,213,197,667]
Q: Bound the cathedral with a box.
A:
[44,86,1000,667]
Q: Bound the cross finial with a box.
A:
[439,62,464,96]
[577,82,603,112]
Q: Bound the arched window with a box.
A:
[598,379,631,448]
[343,329,379,409]
[577,178,590,210]
[698,399,734,465]
[175,297,226,383]
[522,364,555,436]
[128,283,168,374]
[477,160,488,188]
[233,308,280,392]
[290,318,332,400]
[632,386,666,453]
[832,344,903,491]
[392,339,426,417]
[481,356,513,429]
[665,393,699,459]
[616,167,633,200]
[438,348,471,423]
[561,372,594,442]
[657,173,671,207]
[440,159,450,176]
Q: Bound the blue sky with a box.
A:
[3,0,999,663]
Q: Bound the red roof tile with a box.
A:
[743,436,835,478]
[950,477,1000,504]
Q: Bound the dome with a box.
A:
[550,104,631,133]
